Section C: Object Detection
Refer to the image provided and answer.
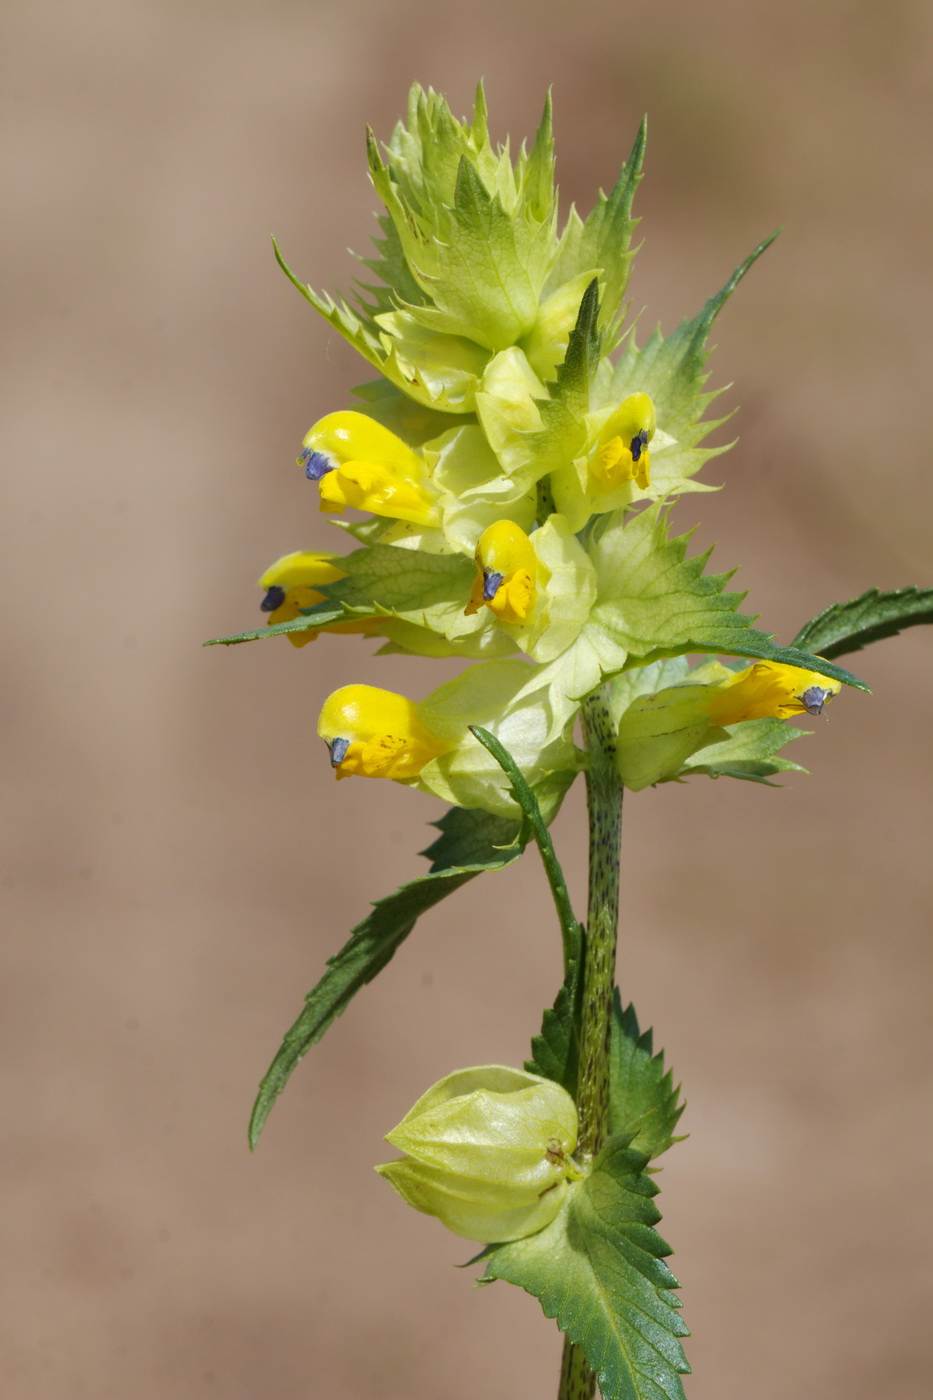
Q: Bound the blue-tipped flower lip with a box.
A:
[300,448,337,481]
[327,736,350,766]
[629,429,649,463]
[482,570,505,602]
[261,585,287,613]
[800,685,830,716]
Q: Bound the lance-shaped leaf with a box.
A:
[588,505,869,693]
[791,586,933,659]
[469,725,582,975]
[482,1134,689,1400]
[248,806,522,1148]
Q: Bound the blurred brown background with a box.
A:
[3,1,933,1396]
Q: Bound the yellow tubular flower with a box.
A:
[589,392,657,493]
[298,411,440,527]
[258,551,375,648]
[706,661,842,726]
[318,684,450,782]
[464,520,541,625]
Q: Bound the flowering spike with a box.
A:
[465,520,540,625]
[317,684,449,782]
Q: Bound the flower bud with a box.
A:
[589,392,656,492]
[706,660,841,726]
[298,411,440,527]
[376,1066,580,1242]
[464,520,543,625]
[317,684,449,782]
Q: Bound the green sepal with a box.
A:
[680,716,809,785]
[609,997,685,1163]
[351,378,476,447]
[248,806,521,1148]
[791,586,933,659]
[481,1134,689,1400]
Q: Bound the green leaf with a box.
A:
[482,1133,689,1400]
[248,806,522,1148]
[204,599,350,646]
[469,724,582,975]
[548,277,602,421]
[607,231,778,444]
[525,953,582,1099]
[428,156,546,349]
[609,997,685,1162]
[589,505,870,693]
[204,545,476,647]
[518,90,556,225]
[791,586,933,660]
[551,118,646,347]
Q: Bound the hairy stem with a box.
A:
[557,687,624,1400]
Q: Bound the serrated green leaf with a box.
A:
[548,277,602,420]
[525,953,582,1098]
[589,505,869,693]
[205,545,476,648]
[483,1133,689,1400]
[791,586,933,660]
[428,156,547,349]
[551,118,646,348]
[518,90,556,225]
[606,232,777,444]
[609,997,684,1163]
[249,806,522,1148]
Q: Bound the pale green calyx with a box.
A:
[376,1066,581,1242]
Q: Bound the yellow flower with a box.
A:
[317,684,450,782]
[258,551,376,648]
[707,660,841,726]
[464,520,543,625]
[589,392,656,493]
[298,411,440,527]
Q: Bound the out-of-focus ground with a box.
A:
[2,2,933,1396]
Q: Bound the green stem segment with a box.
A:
[558,688,624,1400]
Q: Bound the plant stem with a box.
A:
[557,687,624,1400]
